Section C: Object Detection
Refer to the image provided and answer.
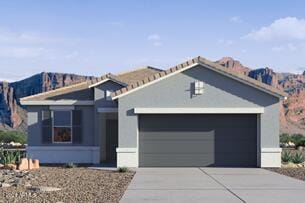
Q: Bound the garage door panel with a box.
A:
[141,129,256,141]
[140,140,216,153]
[139,114,257,167]
[140,153,256,167]
[140,140,256,154]
[139,114,257,131]
[141,132,216,141]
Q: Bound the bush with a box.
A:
[280,133,290,144]
[0,148,25,165]
[281,151,292,163]
[292,152,305,164]
[290,134,305,148]
[117,167,128,173]
[0,130,27,144]
[65,162,77,168]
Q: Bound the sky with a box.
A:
[0,0,305,81]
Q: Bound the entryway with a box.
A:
[105,119,118,165]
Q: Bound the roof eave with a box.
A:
[111,57,287,100]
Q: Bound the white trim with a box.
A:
[50,106,75,110]
[116,148,137,153]
[89,78,110,88]
[260,148,282,167]
[97,108,118,113]
[89,78,127,88]
[112,63,199,100]
[26,146,100,164]
[116,148,138,167]
[134,107,264,114]
[112,62,285,100]
[52,110,73,144]
[20,100,94,106]
[261,148,282,153]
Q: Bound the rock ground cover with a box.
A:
[0,166,135,203]
[268,168,305,182]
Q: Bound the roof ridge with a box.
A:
[111,56,287,99]
[21,81,90,101]
[116,66,163,76]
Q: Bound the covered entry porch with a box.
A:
[97,108,118,166]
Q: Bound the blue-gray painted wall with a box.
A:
[27,105,95,146]
[118,64,280,149]
[93,81,122,161]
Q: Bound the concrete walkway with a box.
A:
[120,168,305,203]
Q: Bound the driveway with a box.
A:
[120,168,305,203]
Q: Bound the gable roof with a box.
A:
[111,56,288,100]
[21,66,163,102]
[116,66,163,84]
[88,66,163,88]
[21,81,91,101]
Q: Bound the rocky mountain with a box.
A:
[1,58,305,135]
[0,72,98,132]
[215,57,305,135]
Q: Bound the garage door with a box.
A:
[139,114,257,167]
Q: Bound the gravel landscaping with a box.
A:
[268,168,305,182]
[0,166,135,203]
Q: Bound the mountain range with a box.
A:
[1,57,305,135]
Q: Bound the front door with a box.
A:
[106,119,118,165]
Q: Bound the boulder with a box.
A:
[2,164,17,170]
[17,158,40,170]
[1,183,11,188]
[17,158,29,170]
[29,186,61,192]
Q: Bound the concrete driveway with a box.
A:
[120,168,305,203]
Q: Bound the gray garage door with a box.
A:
[139,114,257,167]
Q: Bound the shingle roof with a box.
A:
[21,67,163,101]
[21,56,287,102]
[111,56,288,99]
[116,66,163,85]
[20,81,91,101]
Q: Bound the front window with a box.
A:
[53,111,72,143]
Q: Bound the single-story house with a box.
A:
[20,56,287,168]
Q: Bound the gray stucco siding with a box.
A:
[94,80,123,108]
[118,64,280,149]
[94,81,122,151]
[27,105,95,146]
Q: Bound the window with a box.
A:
[53,111,72,143]
[194,81,204,95]
[105,90,113,101]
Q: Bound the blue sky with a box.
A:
[0,0,305,81]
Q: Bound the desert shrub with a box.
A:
[0,148,25,165]
[280,133,290,144]
[292,152,305,164]
[65,162,77,168]
[118,167,128,173]
[290,134,305,148]
[281,151,292,163]
[0,130,27,144]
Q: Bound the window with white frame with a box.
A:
[53,111,72,143]
[194,81,204,95]
[105,90,113,101]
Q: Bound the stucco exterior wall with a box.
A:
[27,105,95,146]
[118,64,280,166]
[94,81,121,161]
